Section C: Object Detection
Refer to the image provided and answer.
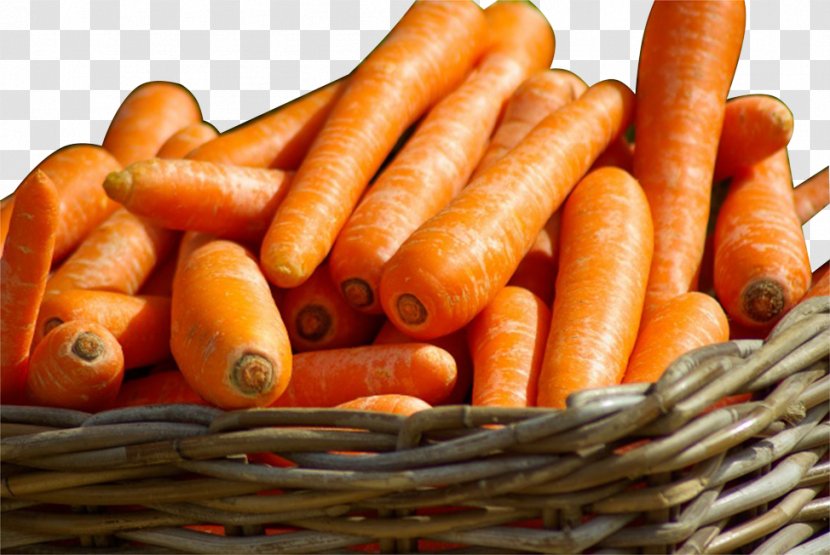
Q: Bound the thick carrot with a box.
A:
[591,137,634,173]
[35,291,171,370]
[280,263,382,352]
[45,208,178,297]
[714,150,811,328]
[0,171,59,404]
[508,213,561,305]
[329,1,554,313]
[171,238,291,409]
[634,0,745,318]
[104,159,293,243]
[111,371,208,408]
[537,167,653,408]
[714,95,794,182]
[622,292,729,384]
[271,343,457,408]
[380,80,635,339]
[260,1,487,288]
[25,321,124,412]
[0,196,14,257]
[103,81,202,166]
[156,122,219,159]
[468,286,550,408]
[794,167,829,224]
[335,395,431,416]
[802,262,829,301]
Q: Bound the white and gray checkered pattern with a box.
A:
[0,0,828,268]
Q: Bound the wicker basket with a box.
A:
[1,296,828,554]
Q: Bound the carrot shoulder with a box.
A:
[793,167,829,224]
[156,121,219,159]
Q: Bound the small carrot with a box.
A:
[714,95,794,182]
[0,196,14,257]
[622,292,729,384]
[25,321,124,412]
[714,150,812,328]
[794,167,829,224]
[468,286,550,408]
[260,1,487,288]
[537,167,653,408]
[0,171,59,404]
[508,213,561,305]
[156,121,219,159]
[171,238,291,409]
[111,371,209,408]
[35,291,171,370]
[802,262,829,302]
[271,343,457,408]
[380,80,635,339]
[103,81,202,166]
[335,395,431,416]
[591,136,634,173]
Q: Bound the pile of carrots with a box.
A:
[1,0,828,416]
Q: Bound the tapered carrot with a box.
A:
[111,371,209,408]
[714,95,794,182]
[622,292,729,384]
[380,80,635,339]
[0,171,59,404]
[25,321,124,412]
[335,395,431,416]
[508,213,561,305]
[261,1,487,288]
[329,2,554,313]
[35,291,171,370]
[591,137,634,173]
[794,167,829,224]
[468,286,550,408]
[104,159,293,243]
[156,122,219,159]
[271,343,456,408]
[635,0,745,318]
[714,150,811,328]
[103,81,202,166]
[537,167,653,408]
[45,208,178,297]
[802,262,829,301]
[0,196,13,257]
[172,238,291,409]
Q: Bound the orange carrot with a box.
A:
[335,395,431,416]
[111,371,209,408]
[695,233,717,296]
[138,245,179,297]
[272,343,457,408]
[714,150,812,328]
[623,292,729,384]
[280,263,382,352]
[25,321,124,412]
[537,167,653,408]
[508,213,561,305]
[171,238,291,409]
[634,0,745,318]
[794,167,829,224]
[103,81,202,166]
[329,2,554,313]
[380,80,635,339]
[104,159,293,243]
[156,121,219,159]
[0,171,59,404]
[802,263,829,301]
[714,95,794,182]
[0,196,14,257]
[468,286,550,408]
[35,291,171,370]
[260,1,487,288]
[591,136,634,173]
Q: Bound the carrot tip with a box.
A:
[72,331,105,362]
[742,279,786,323]
[103,170,133,204]
[341,278,374,309]
[44,318,63,336]
[296,304,332,342]
[232,354,275,395]
[397,294,427,326]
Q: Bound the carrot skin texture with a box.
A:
[0,197,15,257]
[537,167,653,408]
[156,122,219,159]
[714,150,812,328]
[508,213,561,305]
[794,167,829,224]
[0,171,59,404]
[380,80,635,339]
[261,1,488,288]
[802,262,829,301]
[335,395,431,416]
[623,292,729,384]
[111,371,209,408]
[635,0,745,317]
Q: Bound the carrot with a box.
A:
[802,262,829,302]
[714,95,794,182]
[329,1,554,313]
[0,196,14,257]
[138,246,179,297]
[467,286,550,408]
[537,167,653,408]
[35,290,171,370]
[695,233,717,296]
[0,171,59,404]
[280,263,382,353]
[622,292,729,384]
[103,81,202,166]
[45,208,178,297]
[379,80,635,339]
[634,0,745,318]
[335,395,431,416]
[714,150,812,328]
[25,321,124,412]
[187,82,344,169]
[104,159,293,243]
[794,167,829,224]
[260,1,487,288]
[171,238,291,409]
[591,136,634,173]
[111,371,208,408]
[156,121,219,159]
[507,213,561,305]
[271,343,456,408]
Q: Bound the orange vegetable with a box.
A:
[335,395,431,416]
[508,213,561,305]
[591,136,634,173]
[794,167,829,224]
[802,262,829,302]
[111,370,208,408]
[138,248,179,297]
[156,121,219,159]
[0,196,14,257]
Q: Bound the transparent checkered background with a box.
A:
[0,0,828,268]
